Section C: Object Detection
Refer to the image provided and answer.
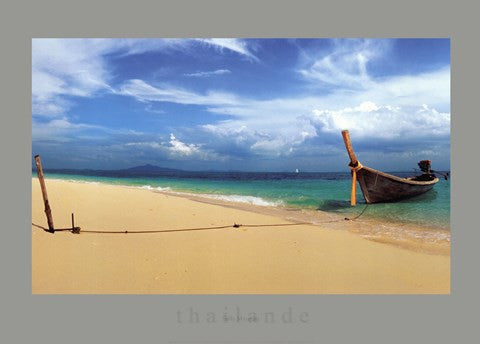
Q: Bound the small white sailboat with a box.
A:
[295,169,299,173]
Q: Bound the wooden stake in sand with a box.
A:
[34,155,55,233]
[72,213,81,234]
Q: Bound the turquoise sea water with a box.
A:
[40,171,450,230]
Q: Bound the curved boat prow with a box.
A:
[341,130,439,204]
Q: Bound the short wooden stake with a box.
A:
[72,213,81,234]
[34,155,54,233]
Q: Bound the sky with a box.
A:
[32,38,450,172]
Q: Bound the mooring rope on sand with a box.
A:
[31,204,369,235]
[31,222,310,234]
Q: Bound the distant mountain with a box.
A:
[35,164,184,177]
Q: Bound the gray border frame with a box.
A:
[1,0,478,343]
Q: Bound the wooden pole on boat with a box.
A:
[341,130,358,166]
[34,155,55,233]
[341,130,358,206]
[350,168,357,206]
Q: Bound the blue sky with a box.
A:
[32,38,450,171]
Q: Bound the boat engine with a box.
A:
[416,160,449,180]
[418,160,432,174]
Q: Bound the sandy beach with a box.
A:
[32,178,450,294]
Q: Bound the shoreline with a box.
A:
[42,177,450,255]
[32,178,450,294]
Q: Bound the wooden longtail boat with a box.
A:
[341,130,439,205]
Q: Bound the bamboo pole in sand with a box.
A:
[34,155,55,233]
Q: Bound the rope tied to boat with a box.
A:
[32,208,371,235]
[348,161,363,172]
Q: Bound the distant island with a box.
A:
[35,164,184,177]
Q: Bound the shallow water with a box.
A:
[38,170,450,230]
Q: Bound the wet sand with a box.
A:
[32,179,450,294]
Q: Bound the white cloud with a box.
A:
[184,69,231,77]
[196,39,258,61]
[32,117,102,142]
[312,102,450,139]
[32,39,116,116]
[202,116,317,157]
[365,67,450,110]
[169,134,200,156]
[118,61,449,157]
[168,134,226,160]
[32,116,144,143]
[144,104,166,114]
[125,141,164,149]
[118,79,239,106]
[298,39,390,88]
[124,134,226,161]
[113,38,190,56]
[33,39,449,164]
[32,38,256,117]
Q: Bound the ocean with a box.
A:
[37,170,450,230]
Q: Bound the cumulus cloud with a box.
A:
[169,134,200,156]
[311,101,450,139]
[117,63,449,157]
[168,134,225,160]
[199,70,449,155]
[32,39,449,170]
[125,134,226,161]
[202,116,318,157]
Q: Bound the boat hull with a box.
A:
[356,166,439,203]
